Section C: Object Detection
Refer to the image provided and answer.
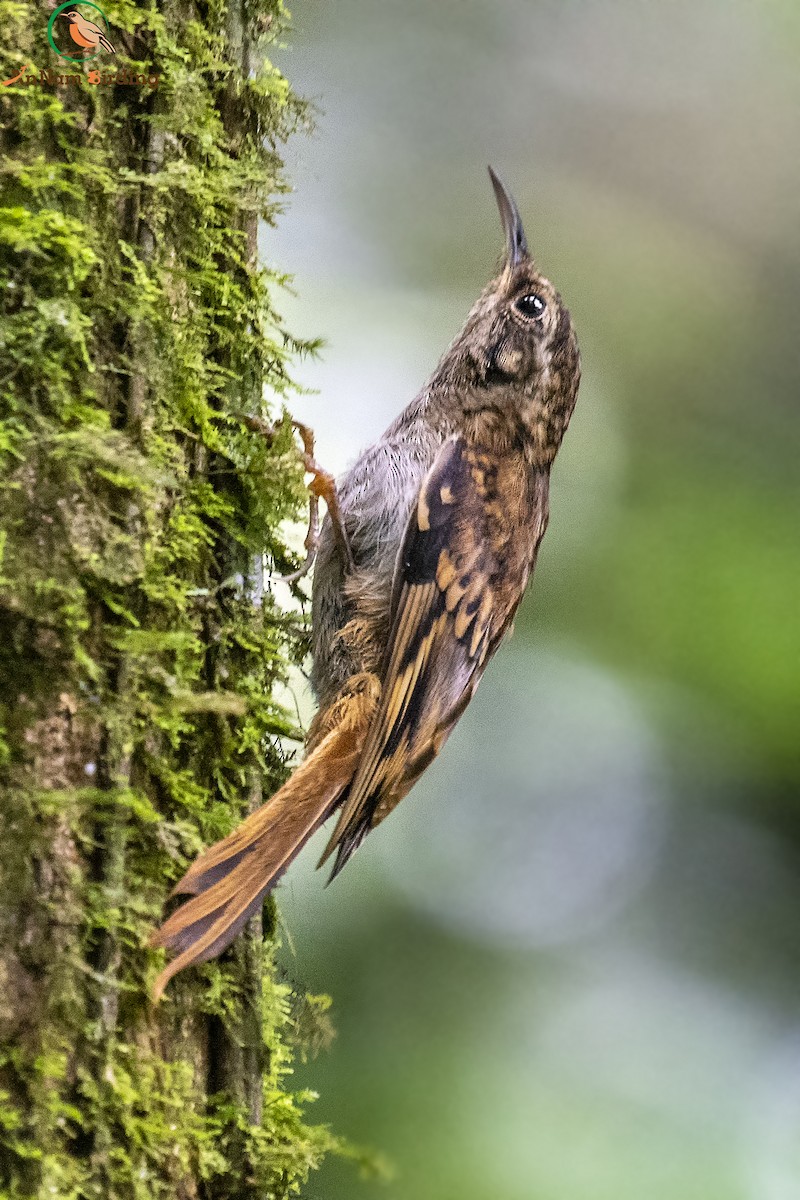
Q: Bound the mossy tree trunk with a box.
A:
[0,1,341,1195]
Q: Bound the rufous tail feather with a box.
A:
[150,720,364,1000]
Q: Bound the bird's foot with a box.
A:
[241,414,354,582]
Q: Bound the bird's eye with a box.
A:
[514,293,546,319]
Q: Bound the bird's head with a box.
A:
[434,168,581,464]
[62,10,80,22]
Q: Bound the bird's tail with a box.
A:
[150,717,365,1000]
[99,35,115,53]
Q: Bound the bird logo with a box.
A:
[61,9,116,53]
[47,1,115,61]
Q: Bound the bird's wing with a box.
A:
[320,435,542,877]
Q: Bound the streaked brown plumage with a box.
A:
[151,168,581,999]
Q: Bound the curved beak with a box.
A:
[488,166,529,267]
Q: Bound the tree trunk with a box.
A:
[0,1,339,1195]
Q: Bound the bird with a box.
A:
[151,167,582,1000]
[60,9,116,54]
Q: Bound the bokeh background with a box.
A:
[264,2,800,1197]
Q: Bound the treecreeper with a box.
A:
[151,168,582,999]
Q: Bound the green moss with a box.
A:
[0,1,355,1196]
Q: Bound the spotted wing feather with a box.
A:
[320,436,542,877]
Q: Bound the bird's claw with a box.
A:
[240,413,354,580]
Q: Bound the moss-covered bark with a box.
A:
[0,1,343,1195]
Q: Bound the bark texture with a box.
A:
[0,1,341,1195]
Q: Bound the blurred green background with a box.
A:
[265,2,800,1196]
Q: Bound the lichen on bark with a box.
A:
[0,0,347,1195]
